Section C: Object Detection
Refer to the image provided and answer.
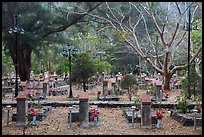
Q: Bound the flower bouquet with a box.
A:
[30,108,38,126]
[155,110,164,128]
[90,108,99,126]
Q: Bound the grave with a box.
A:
[123,107,157,124]
[43,80,49,96]
[102,80,108,95]
[98,96,120,101]
[16,92,28,126]
[155,80,162,101]
[12,106,52,122]
[172,112,202,126]
[79,93,89,128]
[141,94,152,129]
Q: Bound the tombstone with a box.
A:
[30,71,34,78]
[141,94,152,129]
[16,91,28,126]
[43,80,49,96]
[144,77,149,90]
[156,80,162,101]
[156,73,162,81]
[102,80,108,95]
[3,77,8,86]
[79,93,89,128]
[19,81,28,91]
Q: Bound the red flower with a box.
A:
[30,108,35,112]
[90,108,99,118]
[97,90,101,94]
[155,111,164,119]
[108,90,111,95]
[32,110,38,116]
[164,93,169,99]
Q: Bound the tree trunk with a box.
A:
[18,45,32,81]
[163,72,172,90]
[83,82,86,92]
[128,86,131,101]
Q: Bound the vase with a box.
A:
[156,119,162,128]
[94,117,98,126]
[32,115,37,126]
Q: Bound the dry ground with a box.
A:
[2,106,202,135]
[2,85,202,135]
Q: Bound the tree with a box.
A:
[121,74,138,101]
[93,60,112,74]
[87,2,202,90]
[2,2,102,81]
[71,52,96,92]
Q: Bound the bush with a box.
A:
[133,95,141,109]
[147,85,156,95]
[175,95,188,113]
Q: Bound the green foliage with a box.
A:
[179,63,202,99]
[121,74,137,89]
[93,60,112,74]
[191,18,202,48]
[175,82,189,113]
[147,85,156,95]
[56,59,69,75]
[174,100,188,114]
[71,52,96,91]
[180,78,189,99]
[2,46,14,75]
[134,95,141,109]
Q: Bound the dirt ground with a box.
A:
[2,85,202,135]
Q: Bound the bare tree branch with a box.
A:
[42,2,103,37]
[171,45,202,74]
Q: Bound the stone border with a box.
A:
[171,112,202,126]
[2,101,196,108]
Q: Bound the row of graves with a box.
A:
[2,76,20,98]
[67,94,100,128]
[123,79,202,129]
[138,73,181,91]
[2,91,52,128]
[97,77,121,101]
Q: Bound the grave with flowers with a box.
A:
[98,80,120,101]
[170,95,202,127]
[123,94,168,129]
[12,91,52,125]
[67,105,99,123]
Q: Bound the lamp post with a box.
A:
[182,5,199,99]
[8,14,24,98]
[62,43,78,98]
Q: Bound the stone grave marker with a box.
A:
[102,80,108,95]
[2,77,8,86]
[16,91,28,126]
[141,94,152,129]
[43,80,49,96]
[156,80,162,101]
[144,77,149,90]
[79,93,89,128]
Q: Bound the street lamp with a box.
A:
[62,43,78,98]
[182,5,199,99]
[8,14,24,98]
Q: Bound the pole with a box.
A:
[15,14,18,98]
[187,6,191,99]
[7,109,10,127]
[132,108,135,128]
[69,110,72,128]
[68,49,73,98]
[194,113,196,130]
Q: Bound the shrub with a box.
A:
[133,95,141,109]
